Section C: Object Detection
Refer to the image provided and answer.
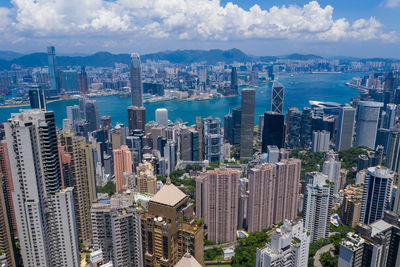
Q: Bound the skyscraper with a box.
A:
[85,99,100,132]
[128,106,146,132]
[300,107,313,147]
[303,172,334,242]
[58,130,96,245]
[28,85,46,109]
[262,111,285,152]
[271,81,284,114]
[196,168,239,242]
[355,101,383,149]
[196,117,203,161]
[78,65,89,94]
[62,70,79,93]
[230,66,238,93]
[101,115,112,130]
[203,117,223,162]
[312,130,330,152]
[113,145,133,192]
[360,166,394,225]
[287,109,302,148]
[155,108,168,127]
[130,53,143,107]
[4,110,80,266]
[141,178,204,266]
[47,46,59,94]
[240,89,255,159]
[383,104,396,129]
[336,106,356,151]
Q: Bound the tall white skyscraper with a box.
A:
[4,110,80,267]
[155,108,168,127]
[355,101,383,149]
[130,53,143,107]
[47,46,59,94]
[303,172,334,242]
[255,219,310,267]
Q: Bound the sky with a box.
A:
[0,0,399,57]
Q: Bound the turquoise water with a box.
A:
[0,73,362,127]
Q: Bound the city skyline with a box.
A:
[0,1,399,57]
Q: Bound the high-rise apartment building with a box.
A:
[255,219,310,267]
[240,89,255,159]
[91,200,143,267]
[271,81,284,114]
[247,163,275,233]
[58,130,96,245]
[0,140,16,237]
[341,195,362,228]
[113,145,133,192]
[136,162,157,195]
[336,106,356,151]
[52,187,80,267]
[62,70,79,93]
[128,106,146,132]
[303,172,334,242]
[262,111,284,152]
[355,101,383,149]
[141,178,204,266]
[130,53,143,107]
[155,108,168,127]
[0,173,18,267]
[322,155,341,195]
[196,168,239,242]
[47,46,60,94]
[339,211,400,267]
[360,166,394,225]
[4,109,80,266]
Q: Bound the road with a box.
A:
[314,244,334,267]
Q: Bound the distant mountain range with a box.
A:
[0,48,398,70]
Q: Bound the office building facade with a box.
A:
[240,89,255,159]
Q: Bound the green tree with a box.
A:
[97,181,116,196]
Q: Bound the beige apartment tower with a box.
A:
[196,168,239,242]
[247,159,301,233]
[58,130,96,246]
[136,161,157,195]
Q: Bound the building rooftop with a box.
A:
[150,177,187,207]
[370,220,393,237]
[174,252,202,267]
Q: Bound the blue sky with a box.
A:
[0,0,399,57]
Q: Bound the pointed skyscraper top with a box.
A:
[130,53,143,107]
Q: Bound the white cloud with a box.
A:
[384,0,400,7]
[0,0,395,43]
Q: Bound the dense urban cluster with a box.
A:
[0,46,400,267]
